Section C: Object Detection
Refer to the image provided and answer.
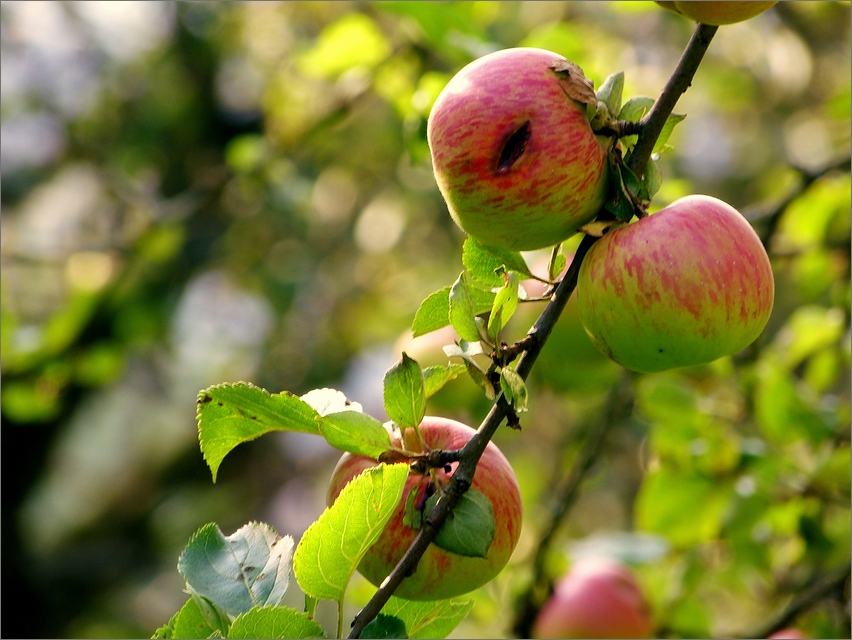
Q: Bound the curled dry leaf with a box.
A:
[549,59,597,106]
[578,220,626,237]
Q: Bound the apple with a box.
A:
[654,1,778,25]
[532,557,654,638]
[768,629,808,639]
[327,416,523,600]
[577,195,774,373]
[427,47,609,252]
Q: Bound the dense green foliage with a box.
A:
[2,2,849,638]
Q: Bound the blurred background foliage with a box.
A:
[1,2,849,638]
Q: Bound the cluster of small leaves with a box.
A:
[412,238,542,414]
[585,70,686,226]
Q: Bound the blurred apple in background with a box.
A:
[532,557,654,638]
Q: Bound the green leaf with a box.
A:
[617,95,655,122]
[597,71,625,117]
[449,273,481,343]
[228,606,326,639]
[293,463,409,602]
[423,364,466,398]
[381,597,475,639]
[463,360,496,401]
[304,595,318,619]
[652,112,686,153]
[617,95,655,151]
[443,343,495,401]
[383,353,426,430]
[499,366,529,412]
[197,382,319,482]
[178,522,294,617]
[462,238,532,286]
[548,252,567,282]
[412,288,450,338]
[318,411,393,458]
[604,154,637,222]
[487,272,520,342]
[153,598,215,639]
[424,489,495,558]
[643,157,663,200]
[187,589,230,637]
[361,614,408,639]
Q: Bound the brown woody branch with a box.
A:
[348,21,719,638]
[747,564,851,639]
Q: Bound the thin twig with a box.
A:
[511,371,635,638]
[627,23,718,178]
[747,564,851,639]
[348,20,719,638]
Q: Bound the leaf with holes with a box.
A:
[197,383,319,482]
[177,522,294,618]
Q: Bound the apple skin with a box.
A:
[532,557,654,639]
[427,47,609,252]
[655,1,777,25]
[577,195,774,373]
[768,629,808,639]
[326,416,523,600]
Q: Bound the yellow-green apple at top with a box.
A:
[577,195,774,373]
[427,47,609,251]
[655,1,777,25]
[326,416,522,600]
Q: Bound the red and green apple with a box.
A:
[327,416,523,600]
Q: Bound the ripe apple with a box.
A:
[326,416,523,600]
[577,195,774,373]
[427,47,609,252]
[768,629,808,639]
[654,1,778,25]
[532,557,654,638]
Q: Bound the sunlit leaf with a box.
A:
[412,288,451,337]
[380,597,475,639]
[423,363,467,398]
[228,606,326,639]
[383,353,426,430]
[318,411,393,458]
[197,383,319,482]
[294,463,408,602]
